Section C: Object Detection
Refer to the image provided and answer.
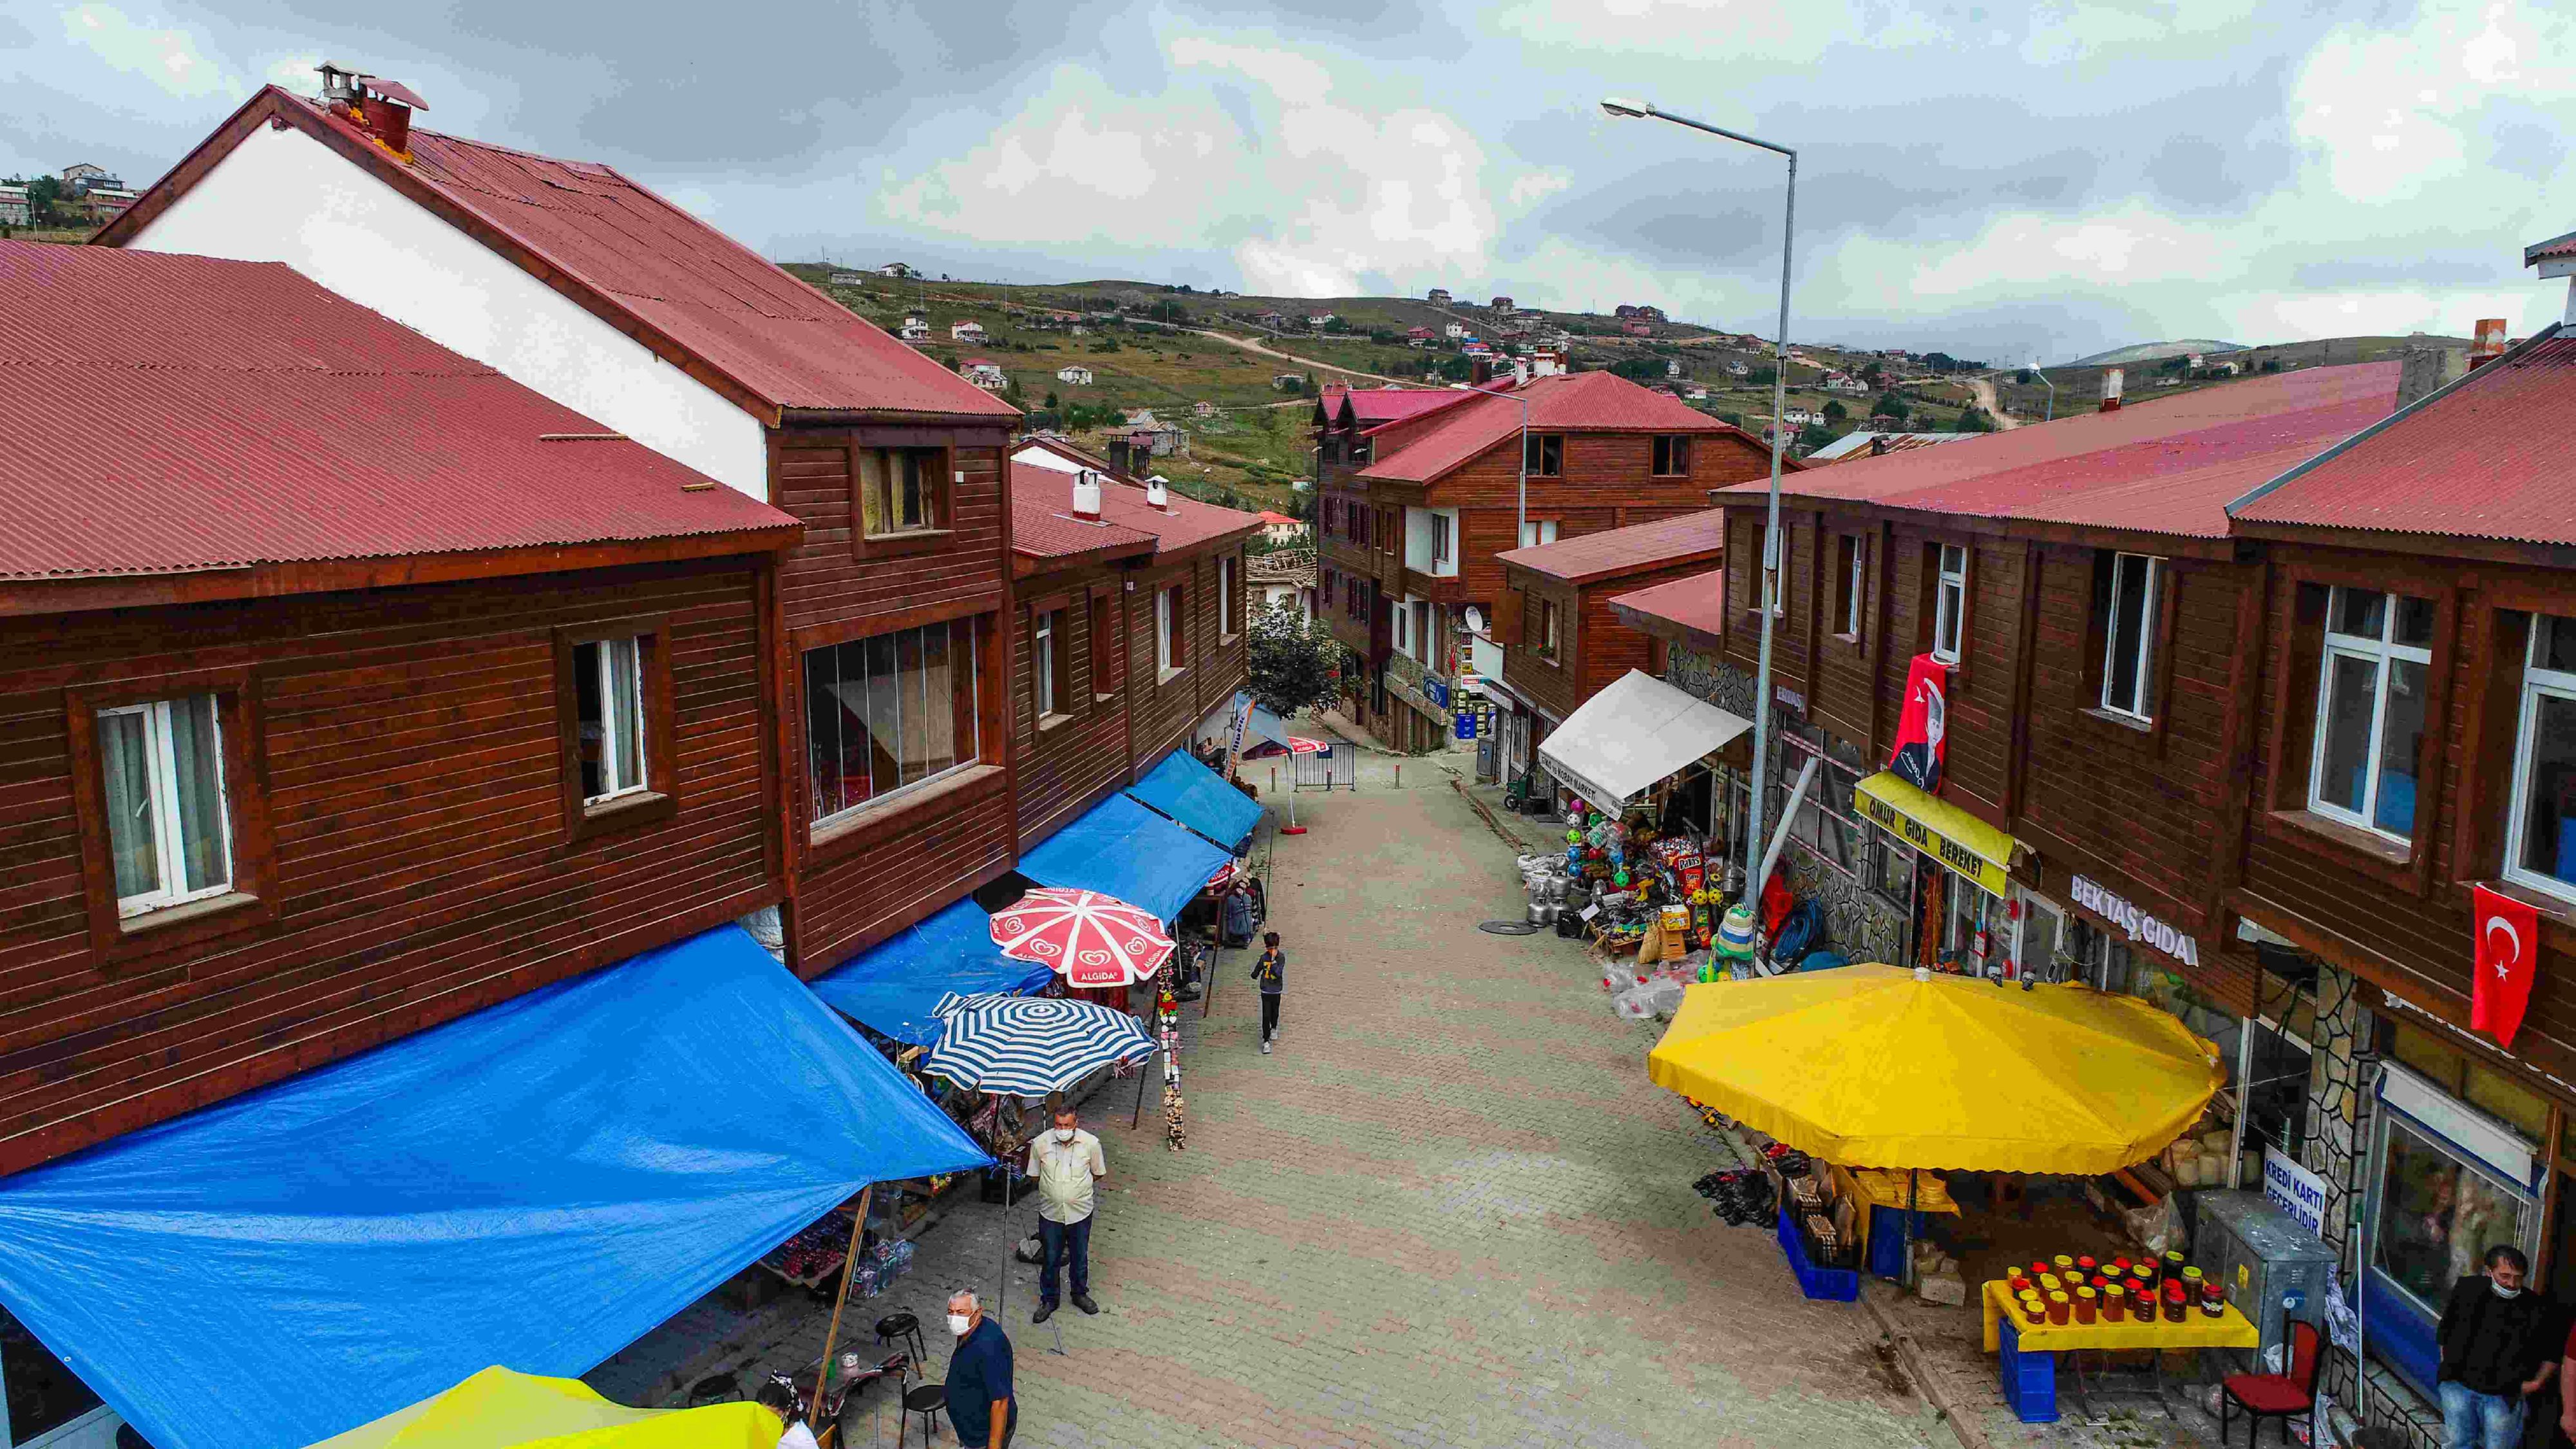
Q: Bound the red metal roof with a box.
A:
[2230,334,2576,545]
[1497,509,1727,584]
[1718,363,2398,538]
[1008,463,1260,560]
[0,242,797,583]
[110,89,1016,422]
[2528,230,2576,266]
[1609,571,1729,643]
[1010,464,1158,562]
[1359,372,1751,487]
[1338,385,1464,426]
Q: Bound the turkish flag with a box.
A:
[1888,654,1949,793]
[2472,884,2540,1048]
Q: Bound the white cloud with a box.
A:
[59,3,232,99]
[880,36,1509,297]
[1508,171,1570,207]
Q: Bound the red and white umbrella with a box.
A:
[1287,737,1329,755]
[988,887,1173,988]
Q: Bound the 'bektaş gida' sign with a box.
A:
[2072,875,2200,967]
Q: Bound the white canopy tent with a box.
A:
[1538,669,1756,816]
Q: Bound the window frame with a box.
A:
[1519,518,1560,549]
[1931,543,1968,663]
[2098,552,2162,722]
[1157,582,1188,681]
[1219,554,1239,639]
[554,618,679,843]
[1034,607,1064,722]
[2503,613,2576,905]
[2306,586,2433,844]
[93,696,236,919]
[1536,596,1562,661]
[65,665,277,958]
[1088,591,1119,702]
[1430,511,1453,566]
[1652,434,1692,478]
[849,443,958,560]
[801,616,986,840]
[1524,432,1565,477]
[1835,533,1865,640]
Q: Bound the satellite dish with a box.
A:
[1464,605,1488,634]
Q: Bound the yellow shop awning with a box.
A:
[1853,771,2025,897]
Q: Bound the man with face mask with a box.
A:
[1027,1103,1106,1323]
[942,1289,1014,1448]
[2437,1244,2553,1449]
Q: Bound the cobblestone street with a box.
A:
[621,751,1945,1449]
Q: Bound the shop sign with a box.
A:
[1774,683,1806,713]
[2261,1147,2327,1237]
[1853,772,2014,898]
[2070,874,2200,967]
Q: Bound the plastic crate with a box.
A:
[1994,1321,2059,1423]
[1774,1206,1860,1302]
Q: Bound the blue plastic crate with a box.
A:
[1995,1321,2059,1423]
[1774,1207,1860,1302]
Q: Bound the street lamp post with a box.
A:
[1601,97,1797,909]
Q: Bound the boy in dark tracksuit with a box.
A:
[1252,932,1285,1055]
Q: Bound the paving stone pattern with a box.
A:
[622,754,1947,1447]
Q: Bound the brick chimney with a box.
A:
[1869,434,1890,457]
[2469,318,2508,370]
[2098,367,2123,413]
[1072,468,1103,521]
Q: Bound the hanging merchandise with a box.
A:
[1162,1086,1187,1151]
[1716,904,1760,973]
[1154,961,1186,1151]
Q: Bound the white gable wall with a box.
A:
[122,122,769,500]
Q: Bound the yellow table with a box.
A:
[1981,1279,2259,1352]
[1981,1279,2260,1424]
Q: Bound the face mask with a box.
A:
[947,1313,973,1336]
[1057,1129,1077,1142]
[2494,1280,2523,1300]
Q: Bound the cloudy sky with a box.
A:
[8,0,2571,361]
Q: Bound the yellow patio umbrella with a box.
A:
[303,1367,781,1449]
[1647,964,2224,1174]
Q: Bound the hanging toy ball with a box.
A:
[1566,829,1581,844]
[1697,961,1721,983]
[1613,869,1631,887]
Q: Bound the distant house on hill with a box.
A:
[1274,372,1305,391]
[1055,364,1094,385]
[950,320,987,342]
[1824,374,1868,393]
[880,261,916,277]
[899,316,931,342]
[1253,509,1307,545]
[1490,296,1516,314]
[0,184,30,227]
[828,271,866,287]
[1615,304,1640,319]
[1307,312,1336,328]
[1684,384,1709,401]
[1193,401,1217,418]
[1426,287,1452,305]
[1406,326,1434,346]
[960,359,1008,391]
[1444,323,1467,340]
[1665,359,1683,377]
[1726,360,1751,377]
[1255,310,1287,328]
[1622,320,1653,337]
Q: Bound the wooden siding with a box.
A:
[0,559,777,1174]
[770,422,1017,976]
[1501,557,1715,724]
[1124,545,1252,773]
[1013,562,1133,847]
[1425,431,1769,604]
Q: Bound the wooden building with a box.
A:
[1492,511,1727,787]
[1312,372,1774,752]
[99,82,1023,979]
[1004,455,1258,850]
[0,242,801,1177]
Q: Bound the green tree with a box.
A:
[1821,399,1848,424]
[1249,600,1343,715]
[1796,423,1835,453]
[1043,390,1060,409]
[1873,392,1911,422]
[24,175,62,224]
[1610,356,1665,383]
[1747,366,1778,386]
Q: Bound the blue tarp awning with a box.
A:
[1018,792,1231,923]
[0,925,990,1449]
[1239,702,1296,757]
[811,898,1054,1045]
[1126,749,1264,853]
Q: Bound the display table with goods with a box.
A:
[1980,1260,2258,1423]
[1831,1165,1960,1280]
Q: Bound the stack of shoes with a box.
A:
[1690,1168,1779,1227]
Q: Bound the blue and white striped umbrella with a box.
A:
[923,990,1155,1097]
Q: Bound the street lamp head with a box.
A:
[1598,97,1651,119]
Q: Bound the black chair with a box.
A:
[876,1309,927,1367]
[898,1383,946,1448]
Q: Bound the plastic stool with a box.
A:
[898,1384,945,1448]
[875,1310,927,1368]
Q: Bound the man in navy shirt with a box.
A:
[943,1288,1014,1448]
